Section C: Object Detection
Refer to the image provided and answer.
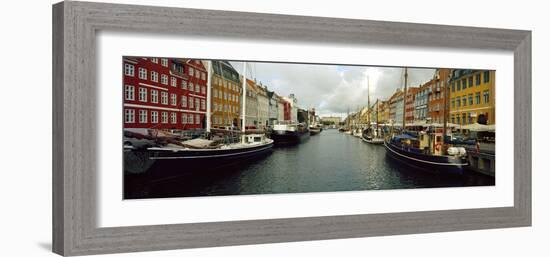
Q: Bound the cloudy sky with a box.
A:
[230,61,435,118]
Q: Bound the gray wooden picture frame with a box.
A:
[52,1,531,256]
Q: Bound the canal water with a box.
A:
[124,129,494,199]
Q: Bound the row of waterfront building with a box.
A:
[340,68,496,127]
[123,57,303,131]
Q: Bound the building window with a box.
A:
[161,58,168,67]
[195,114,200,124]
[138,68,147,80]
[170,112,177,124]
[451,98,455,108]
[181,80,188,90]
[213,89,218,98]
[201,86,206,94]
[462,96,467,106]
[195,98,200,111]
[475,92,481,104]
[124,63,134,76]
[468,76,473,87]
[124,109,135,123]
[189,114,194,124]
[195,71,200,79]
[181,113,188,124]
[484,71,490,83]
[161,74,168,85]
[468,94,473,105]
[189,82,194,92]
[462,78,467,89]
[181,95,187,108]
[189,67,194,76]
[150,90,158,103]
[476,73,481,86]
[139,110,147,123]
[170,94,177,106]
[195,84,200,93]
[161,112,168,123]
[451,82,455,92]
[201,72,206,80]
[483,90,490,103]
[138,87,147,102]
[124,85,135,100]
[150,71,158,82]
[189,97,194,109]
[462,113,467,125]
[151,111,158,123]
[161,92,168,105]
[151,58,158,64]
[456,97,461,107]
[171,77,177,87]
[201,99,206,110]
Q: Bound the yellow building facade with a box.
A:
[211,61,242,128]
[449,70,495,125]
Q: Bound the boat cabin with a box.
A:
[417,131,444,156]
[244,134,265,144]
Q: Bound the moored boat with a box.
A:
[361,127,384,145]
[124,133,273,175]
[309,124,322,135]
[270,122,310,145]
[384,133,468,175]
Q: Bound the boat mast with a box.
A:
[347,107,350,128]
[402,67,408,131]
[367,75,370,128]
[376,98,379,131]
[241,62,247,142]
[206,61,212,134]
[442,69,449,150]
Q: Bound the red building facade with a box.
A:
[123,57,208,131]
[428,68,450,124]
[282,99,291,121]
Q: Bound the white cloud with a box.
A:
[230,61,435,116]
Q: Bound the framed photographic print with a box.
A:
[53,1,531,256]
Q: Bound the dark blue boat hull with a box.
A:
[384,141,468,175]
[124,142,274,175]
[270,130,310,145]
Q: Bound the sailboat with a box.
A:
[124,61,274,175]
[362,75,384,144]
[341,107,352,134]
[383,68,468,175]
[351,106,362,137]
[362,103,384,144]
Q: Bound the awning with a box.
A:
[460,123,495,132]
